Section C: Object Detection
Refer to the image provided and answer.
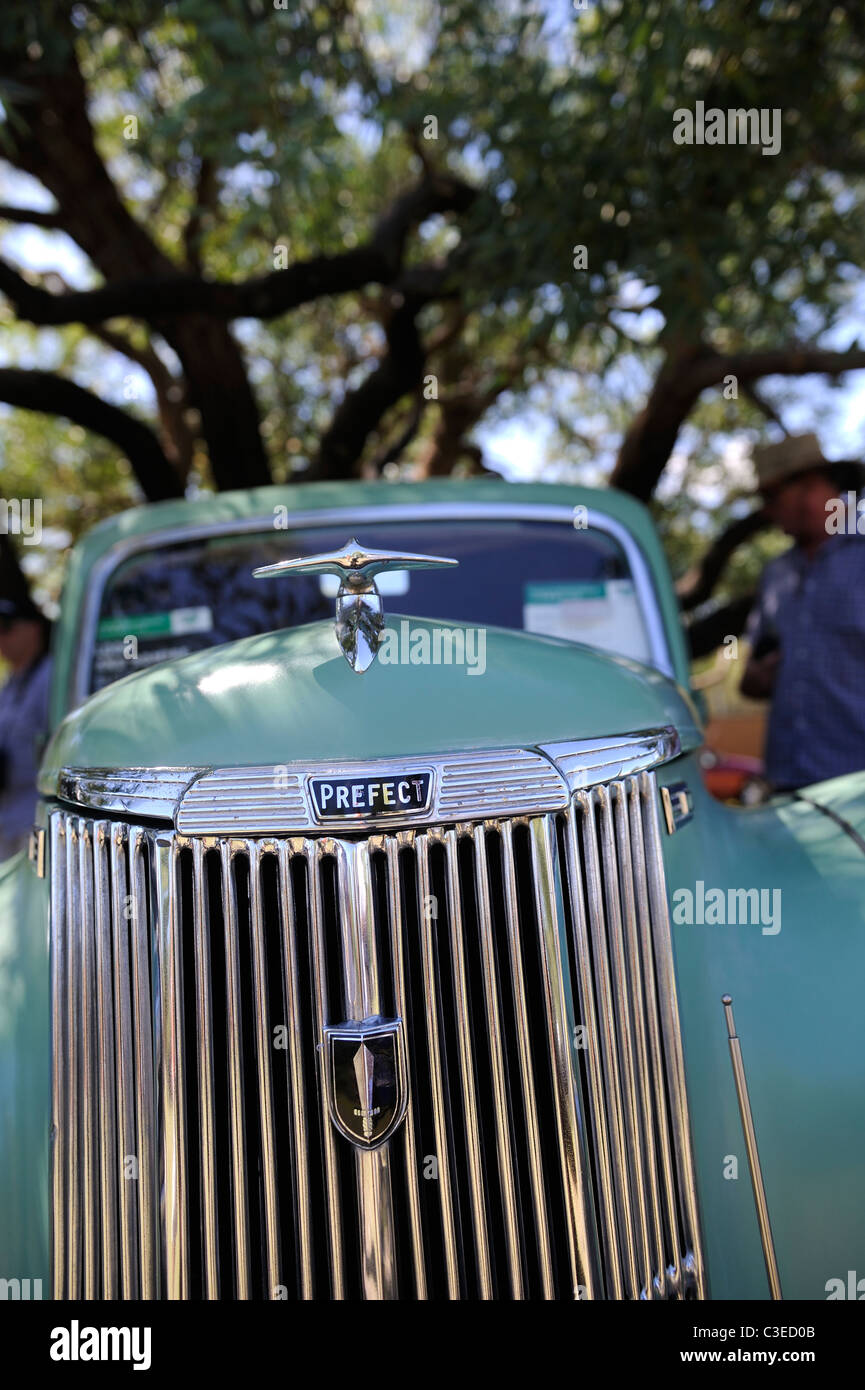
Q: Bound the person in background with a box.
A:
[0,591,52,861]
[740,433,865,792]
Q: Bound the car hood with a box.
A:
[41,617,702,780]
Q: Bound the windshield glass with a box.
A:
[88,518,659,694]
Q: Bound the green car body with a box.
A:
[1,478,863,1301]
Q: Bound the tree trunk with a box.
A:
[160,315,270,490]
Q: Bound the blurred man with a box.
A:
[0,592,52,861]
[740,433,865,791]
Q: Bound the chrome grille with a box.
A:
[49,769,705,1299]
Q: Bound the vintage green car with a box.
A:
[1,478,863,1301]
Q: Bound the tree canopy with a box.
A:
[2,0,865,629]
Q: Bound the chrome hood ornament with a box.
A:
[252,537,458,673]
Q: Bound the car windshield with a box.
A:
[88,517,660,694]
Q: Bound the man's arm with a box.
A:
[740,645,781,699]
[739,573,780,700]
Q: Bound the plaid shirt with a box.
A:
[745,535,865,789]
[0,654,51,860]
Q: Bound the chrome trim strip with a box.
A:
[722,995,783,1301]
[307,840,345,1298]
[178,750,564,835]
[69,502,677,710]
[275,842,314,1299]
[152,836,187,1298]
[572,796,638,1295]
[191,840,220,1299]
[110,825,139,1298]
[625,779,684,1294]
[50,767,199,819]
[500,821,555,1298]
[541,729,682,789]
[48,729,687,830]
[383,839,427,1300]
[64,817,81,1297]
[473,825,524,1298]
[595,785,653,1296]
[529,815,601,1300]
[133,829,159,1299]
[49,814,67,1299]
[333,840,399,1300]
[415,834,461,1297]
[613,783,666,1298]
[248,841,282,1297]
[443,828,493,1299]
[561,800,622,1297]
[638,770,705,1298]
[93,822,119,1300]
[219,841,251,1298]
[79,822,99,1300]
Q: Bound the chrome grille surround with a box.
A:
[42,726,686,831]
[48,767,705,1300]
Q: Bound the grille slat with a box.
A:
[499,821,556,1298]
[134,830,159,1299]
[442,828,493,1298]
[219,840,251,1298]
[414,835,461,1297]
[79,823,101,1300]
[383,840,428,1300]
[472,825,524,1299]
[637,774,703,1297]
[191,840,220,1299]
[306,842,346,1299]
[611,784,667,1298]
[93,822,119,1301]
[50,769,705,1300]
[108,825,139,1298]
[275,842,315,1299]
[49,814,67,1298]
[247,840,282,1297]
[64,818,81,1298]
[560,800,623,1297]
[528,814,602,1299]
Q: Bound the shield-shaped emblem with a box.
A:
[323,1017,408,1149]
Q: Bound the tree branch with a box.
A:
[611,341,865,499]
[86,322,196,477]
[183,156,217,275]
[742,381,788,431]
[312,289,427,479]
[685,594,755,660]
[0,368,182,501]
[677,510,770,611]
[366,392,426,475]
[0,174,474,328]
[0,203,63,228]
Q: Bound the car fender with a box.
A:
[659,757,865,1300]
[0,840,51,1294]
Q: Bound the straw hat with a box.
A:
[751,433,864,495]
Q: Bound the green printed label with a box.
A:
[523,581,607,603]
[97,606,212,641]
